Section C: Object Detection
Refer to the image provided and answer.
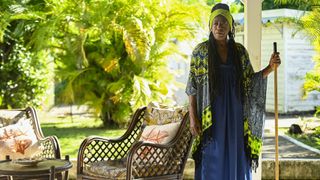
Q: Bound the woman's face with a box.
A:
[211,15,230,41]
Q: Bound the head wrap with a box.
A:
[209,9,233,30]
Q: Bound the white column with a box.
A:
[241,2,263,180]
[242,0,263,72]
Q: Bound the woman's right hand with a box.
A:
[190,116,201,136]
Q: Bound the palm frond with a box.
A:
[122,17,151,63]
[0,12,11,42]
[301,9,320,50]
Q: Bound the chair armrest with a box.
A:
[77,134,139,175]
[78,136,132,160]
[39,135,61,159]
[77,107,146,163]
[77,107,146,176]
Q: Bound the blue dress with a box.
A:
[195,54,252,180]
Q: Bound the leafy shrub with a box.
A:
[0,43,50,109]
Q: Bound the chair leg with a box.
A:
[63,171,69,180]
[50,166,55,180]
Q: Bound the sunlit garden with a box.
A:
[1,0,320,179]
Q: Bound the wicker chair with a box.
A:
[0,107,61,179]
[77,105,193,180]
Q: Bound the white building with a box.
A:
[172,9,320,113]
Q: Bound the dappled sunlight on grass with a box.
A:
[37,111,125,159]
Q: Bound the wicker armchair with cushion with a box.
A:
[0,107,61,160]
[0,107,61,179]
[77,104,193,180]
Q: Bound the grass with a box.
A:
[288,133,320,150]
[285,127,320,150]
[37,111,125,159]
[279,117,320,150]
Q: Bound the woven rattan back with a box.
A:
[128,111,192,179]
[79,107,146,165]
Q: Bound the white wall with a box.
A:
[284,25,320,112]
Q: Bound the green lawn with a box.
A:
[285,127,320,150]
[280,122,320,150]
[38,111,125,159]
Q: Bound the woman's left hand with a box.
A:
[268,52,281,71]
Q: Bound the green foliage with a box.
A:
[316,106,320,118]
[206,0,221,6]
[299,8,320,100]
[288,132,320,150]
[263,0,302,10]
[9,0,207,126]
[0,0,210,126]
[316,126,320,135]
[205,0,243,12]
[304,71,320,96]
[0,43,49,108]
[275,0,320,8]
[286,116,320,151]
[0,0,51,109]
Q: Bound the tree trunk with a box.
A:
[101,106,116,127]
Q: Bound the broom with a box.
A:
[273,42,279,180]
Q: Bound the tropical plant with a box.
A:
[0,43,50,109]
[11,0,207,126]
[300,9,320,99]
[263,0,302,10]
[274,0,320,9]
[0,0,51,109]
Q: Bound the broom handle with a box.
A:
[274,42,279,180]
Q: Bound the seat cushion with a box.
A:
[83,158,182,178]
[84,159,127,179]
[0,118,43,160]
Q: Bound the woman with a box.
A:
[185,3,281,180]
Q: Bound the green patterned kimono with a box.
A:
[185,41,267,169]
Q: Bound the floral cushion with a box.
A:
[140,122,180,144]
[0,118,43,160]
[135,121,181,164]
[144,102,187,125]
[84,158,127,179]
